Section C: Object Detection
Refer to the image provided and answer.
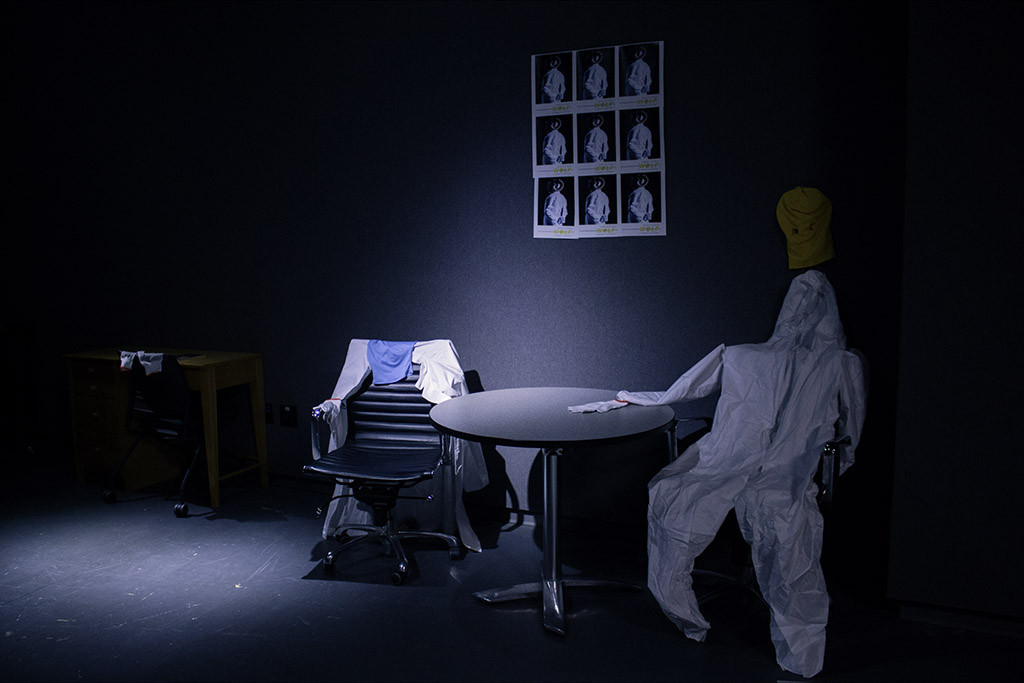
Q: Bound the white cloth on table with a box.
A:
[567,398,627,413]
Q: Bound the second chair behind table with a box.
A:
[103,354,204,517]
[304,366,461,585]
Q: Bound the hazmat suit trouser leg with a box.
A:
[647,456,746,641]
[735,482,829,678]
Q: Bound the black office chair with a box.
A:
[103,354,203,518]
[304,367,461,585]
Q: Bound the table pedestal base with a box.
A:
[473,574,642,635]
[472,448,642,635]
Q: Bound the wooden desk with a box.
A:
[66,348,270,508]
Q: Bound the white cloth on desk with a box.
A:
[613,271,867,679]
[314,339,488,551]
[119,350,164,375]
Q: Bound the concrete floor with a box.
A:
[0,466,1017,682]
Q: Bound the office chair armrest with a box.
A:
[678,416,713,430]
[310,405,332,460]
[669,416,713,461]
[819,436,852,506]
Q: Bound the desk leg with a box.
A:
[248,358,269,488]
[199,370,221,509]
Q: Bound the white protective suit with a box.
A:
[628,184,654,223]
[543,188,568,226]
[582,61,608,100]
[583,125,609,163]
[313,339,489,552]
[541,65,565,103]
[619,271,866,678]
[625,56,652,96]
[542,128,566,166]
[626,121,653,160]
[585,187,610,225]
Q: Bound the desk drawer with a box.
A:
[69,359,119,398]
[72,395,123,434]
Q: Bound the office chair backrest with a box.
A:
[347,366,440,450]
[128,355,195,434]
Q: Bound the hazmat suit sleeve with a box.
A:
[616,344,725,406]
[568,344,725,414]
[835,349,868,474]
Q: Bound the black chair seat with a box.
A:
[304,442,443,483]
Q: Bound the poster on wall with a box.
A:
[532,41,665,239]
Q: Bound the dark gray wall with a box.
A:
[9,1,908,599]
[891,0,1023,620]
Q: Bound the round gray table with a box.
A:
[429,387,677,635]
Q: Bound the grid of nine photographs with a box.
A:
[533,42,665,239]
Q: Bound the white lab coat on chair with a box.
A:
[313,339,489,552]
[620,271,867,678]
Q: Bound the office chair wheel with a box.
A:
[102,490,117,504]
[173,502,188,518]
[389,569,407,586]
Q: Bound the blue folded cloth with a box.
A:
[367,340,417,384]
